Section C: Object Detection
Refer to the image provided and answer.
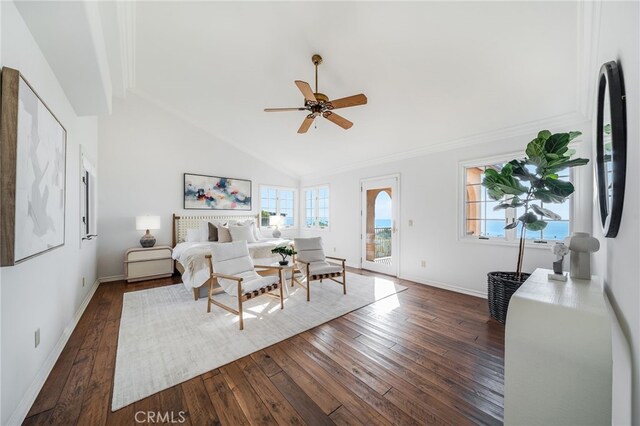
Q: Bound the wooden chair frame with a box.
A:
[205,254,284,330]
[294,255,347,301]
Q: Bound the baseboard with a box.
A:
[400,273,487,299]
[99,274,125,283]
[7,279,100,426]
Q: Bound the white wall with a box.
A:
[97,93,300,279]
[0,2,99,424]
[590,2,640,423]
[301,128,593,297]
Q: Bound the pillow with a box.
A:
[208,222,218,241]
[229,223,257,243]
[238,219,262,241]
[186,229,201,242]
[216,223,232,243]
[199,221,209,242]
[253,222,262,241]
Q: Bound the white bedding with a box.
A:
[173,239,292,290]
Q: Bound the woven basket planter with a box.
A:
[487,271,530,323]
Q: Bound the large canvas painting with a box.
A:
[0,68,67,266]
[184,173,252,210]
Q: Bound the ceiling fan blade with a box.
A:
[264,107,307,112]
[298,114,316,134]
[323,111,353,130]
[327,94,367,110]
[295,80,317,102]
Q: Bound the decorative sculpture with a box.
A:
[548,242,570,281]
[568,232,600,280]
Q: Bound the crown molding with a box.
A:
[129,88,302,180]
[300,111,590,181]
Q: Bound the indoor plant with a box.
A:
[482,130,589,322]
[271,246,297,266]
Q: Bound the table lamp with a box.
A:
[136,215,161,247]
[269,215,284,238]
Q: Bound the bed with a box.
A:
[171,213,292,299]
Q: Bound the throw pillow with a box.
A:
[199,220,209,241]
[216,223,232,243]
[229,223,257,243]
[208,222,218,241]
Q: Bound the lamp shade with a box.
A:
[269,215,284,227]
[136,215,161,230]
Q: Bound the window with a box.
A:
[463,159,571,242]
[260,186,296,227]
[304,186,330,229]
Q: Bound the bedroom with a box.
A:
[0,1,638,425]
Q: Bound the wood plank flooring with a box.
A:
[23,269,505,425]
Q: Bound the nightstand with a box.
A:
[124,245,174,283]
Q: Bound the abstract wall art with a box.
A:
[184,173,252,211]
[0,67,67,266]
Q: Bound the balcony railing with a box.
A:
[374,227,392,258]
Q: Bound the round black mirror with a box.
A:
[596,61,626,238]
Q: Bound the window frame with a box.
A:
[259,185,298,229]
[458,153,575,248]
[302,184,331,230]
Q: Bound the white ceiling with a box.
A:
[21,1,582,178]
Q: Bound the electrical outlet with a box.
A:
[82,277,85,287]
[333,247,337,252]
[35,328,40,348]
[409,219,414,227]
[421,260,426,268]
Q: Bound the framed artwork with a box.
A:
[184,173,252,211]
[0,67,67,266]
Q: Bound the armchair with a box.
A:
[205,241,284,330]
[293,237,346,301]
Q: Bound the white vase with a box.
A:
[568,232,600,280]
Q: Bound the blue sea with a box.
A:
[375,219,392,227]
[485,220,570,240]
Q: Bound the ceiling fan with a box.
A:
[264,54,368,134]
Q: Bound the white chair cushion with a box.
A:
[294,237,326,263]
[308,261,342,276]
[210,241,279,294]
[210,241,254,293]
[229,223,257,243]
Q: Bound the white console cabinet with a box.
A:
[504,268,612,425]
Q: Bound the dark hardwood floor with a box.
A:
[23,269,505,426]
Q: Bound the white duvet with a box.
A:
[173,239,292,290]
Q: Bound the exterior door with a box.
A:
[361,176,399,276]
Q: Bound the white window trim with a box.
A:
[259,185,298,229]
[458,152,575,248]
[302,184,331,231]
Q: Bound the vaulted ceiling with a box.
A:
[19,1,583,178]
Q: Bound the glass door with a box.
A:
[361,176,399,276]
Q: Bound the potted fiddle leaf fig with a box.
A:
[482,130,589,323]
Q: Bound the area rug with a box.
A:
[111,272,406,410]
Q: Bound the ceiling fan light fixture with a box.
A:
[265,54,367,134]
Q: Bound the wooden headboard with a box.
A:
[172,213,261,246]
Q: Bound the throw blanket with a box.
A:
[174,239,292,290]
